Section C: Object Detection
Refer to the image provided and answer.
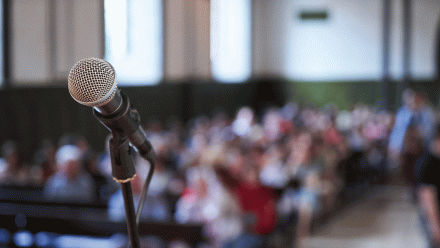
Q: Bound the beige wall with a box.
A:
[253,0,440,81]
[12,0,51,84]
[252,0,291,77]
[11,0,103,85]
[164,0,210,81]
[10,0,211,84]
[8,0,440,85]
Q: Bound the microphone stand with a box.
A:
[109,131,140,248]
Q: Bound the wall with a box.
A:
[252,0,291,76]
[164,0,210,80]
[411,0,440,79]
[6,1,440,92]
[11,0,103,85]
[10,0,212,84]
[11,0,51,84]
[252,0,440,81]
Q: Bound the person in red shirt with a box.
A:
[214,146,278,248]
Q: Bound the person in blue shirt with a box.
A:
[388,89,436,171]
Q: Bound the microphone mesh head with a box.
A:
[68,57,118,107]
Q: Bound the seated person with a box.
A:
[174,167,243,247]
[43,145,95,203]
[0,141,30,186]
[214,160,278,248]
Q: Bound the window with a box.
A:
[104,0,162,85]
[210,0,251,83]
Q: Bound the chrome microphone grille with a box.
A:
[68,57,117,107]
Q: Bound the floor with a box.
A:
[305,185,428,248]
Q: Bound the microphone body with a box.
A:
[68,57,155,162]
[93,90,154,161]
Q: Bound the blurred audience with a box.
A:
[4,88,440,247]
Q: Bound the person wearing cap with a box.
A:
[43,145,95,203]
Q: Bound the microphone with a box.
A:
[67,57,155,163]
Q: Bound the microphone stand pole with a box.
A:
[120,182,139,248]
[109,131,140,248]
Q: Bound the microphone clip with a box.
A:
[109,131,137,183]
